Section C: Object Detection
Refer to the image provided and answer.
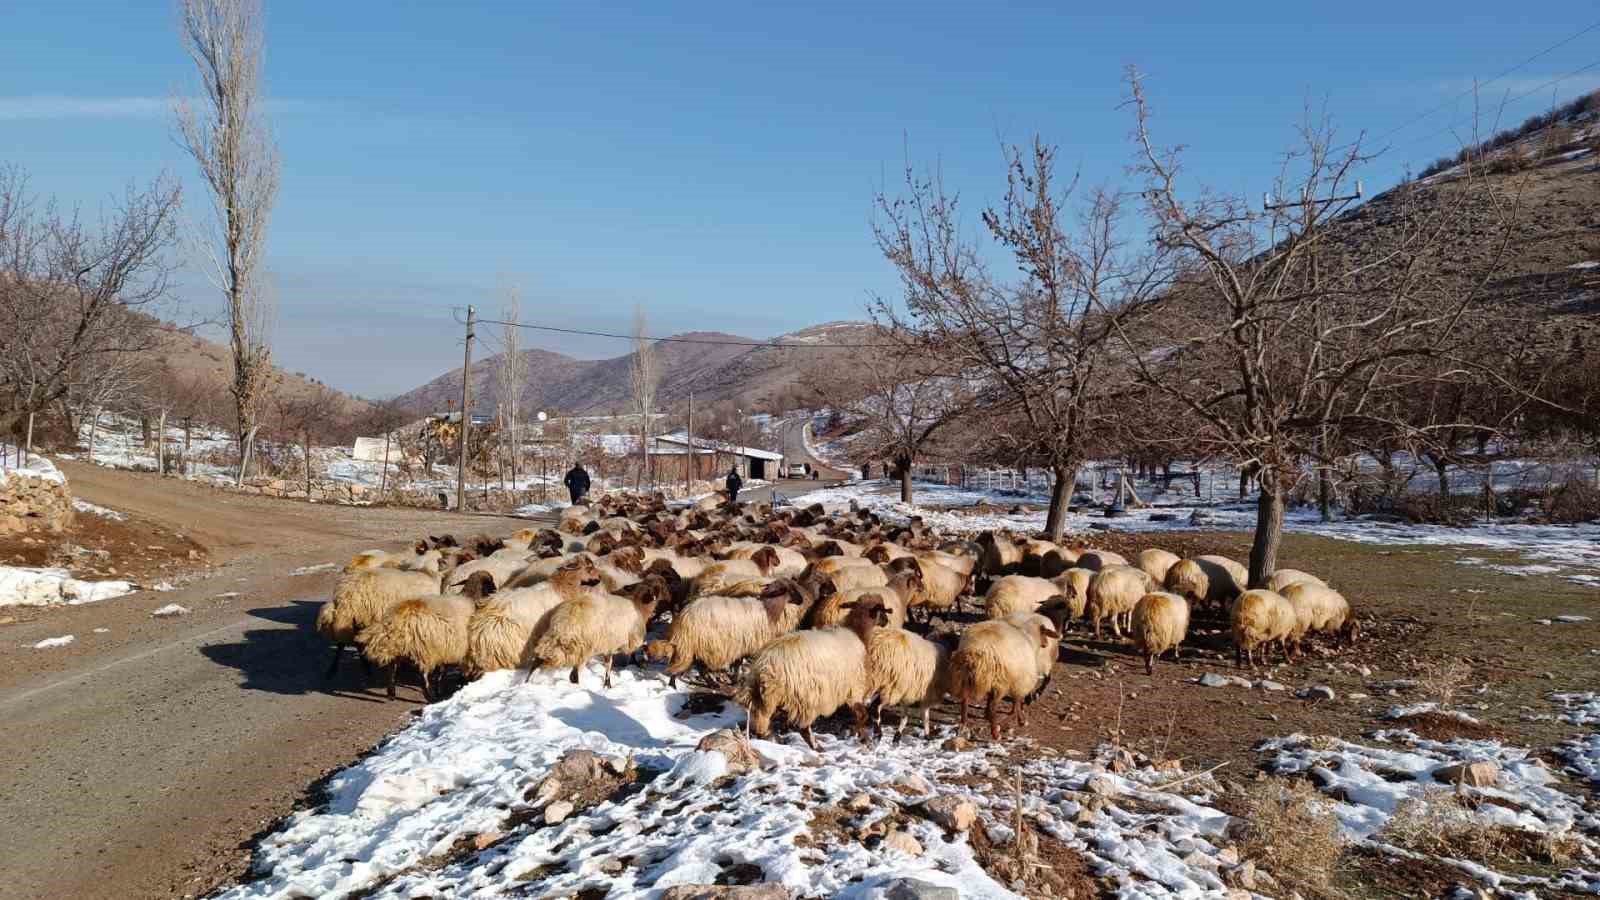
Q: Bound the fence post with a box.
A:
[23,412,34,466]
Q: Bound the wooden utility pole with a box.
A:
[457,305,475,512]
[685,391,694,493]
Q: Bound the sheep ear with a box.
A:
[1040,626,1060,644]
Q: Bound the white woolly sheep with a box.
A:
[316,567,442,677]
[1073,549,1129,572]
[982,575,1061,619]
[864,626,953,738]
[644,579,820,687]
[1130,591,1190,675]
[887,556,966,618]
[1231,589,1297,668]
[1085,565,1155,639]
[809,570,919,631]
[728,543,808,577]
[461,566,605,676]
[1280,582,1353,653]
[360,571,495,701]
[1163,556,1246,611]
[1002,610,1063,700]
[525,577,670,687]
[1050,568,1094,621]
[949,614,1060,740]
[1136,548,1182,586]
[735,595,889,749]
[1267,568,1327,593]
[976,531,1025,578]
[688,548,784,597]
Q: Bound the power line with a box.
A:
[1397,57,1600,152]
[1367,19,1600,147]
[472,316,902,349]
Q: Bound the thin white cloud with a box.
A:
[0,96,322,120]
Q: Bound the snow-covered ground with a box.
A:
[790,480,1600,588]
[71,497,125,521]
[215,666,1250,900]
[1,445,67,486]
[0,566,137,608]
[1262,718,1600,894]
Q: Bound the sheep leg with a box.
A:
[1145,653,1156,676]
[325,644,344,679]
[1234,644,1244,669]
[603,654,615,689]
[1014,695,1027,727]
[569,665,582,686]
[386,663,398,699]
[420,669,434,703]
[986,694,1000,741]
[801,724,820,752]
[921,706,932,740]
[957,690,971,737]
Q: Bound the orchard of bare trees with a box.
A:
[839,73,1594,586]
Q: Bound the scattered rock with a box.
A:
[1084,775,1119,798]
[882,830,924,856]
[918,795,978,833]
[1297,685,1336,701]
[1224,860,1256,890]
[1434,761,1499,788]
[696,729,761,775]
[1198,673,1233,688]
[1182,850,1219,871]
[845,792,873,813]
[551,749,602,781]
[543,800,574,825]
[1217,847,1240,866]
[597,857,625,875]
[894,772,933,795]
[471,831,502,850]
[1256,680,1287,692]
[882,878,959,900]
[660,886,793,900]
[941,736,973,753]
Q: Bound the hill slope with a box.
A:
[395,322,874,416]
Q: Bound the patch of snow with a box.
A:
[1262,729,1600,891]
[92,627,110,634]
[214,667,1244,900]
[288,563,338,576]
[0,450,66,486]
[70,498,126,521]
[31,634,74,649]
[150,603,190,618]
[150,581,175,592]
[1384,702,1481,724]
[1569,260,1600,269]
[1552,693,1600,787]
[0,566,137,607]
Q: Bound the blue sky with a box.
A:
[3,2,1597,397]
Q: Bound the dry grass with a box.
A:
[1414,659,1473,706]
[1383,787,1580,867]
[1230,777,1346,898]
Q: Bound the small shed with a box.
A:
[651,433,783,480]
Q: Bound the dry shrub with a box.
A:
[1232,777,1346,897]
[1414,659,1472,706]
[1487,147,1533,175]
[1384,787,1579,866]
[1541,475,1600,524]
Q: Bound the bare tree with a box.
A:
[0,166,182,446]
[271,383,342,497]
[1118,68,1526,586]
[873,142,1165,539]
[802,327,971,503]
[493,280,527,487]
[175,0,279,478]
[629,304,658,487]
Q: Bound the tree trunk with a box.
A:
[304,432,313,497]
[1237,462,1255,501]
[1247,482,1285,589]
[1317,464,1332,522]
[157,410,167,476]
[899,461,913,504]
[1435,458,1450,499]
[1044,464,1076,542]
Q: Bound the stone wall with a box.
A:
[0,459,74,535]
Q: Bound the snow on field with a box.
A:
[790,479,1600,587]
[1553,693,1600,788]
[1262,728,1600,892]
[288,563,339,576]
[31,634,74,649]
[0,566,136,607]
[70,498,126,521]
[150,603,190,618]
[215,668,1247,900]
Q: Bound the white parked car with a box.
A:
[787,463,808,478]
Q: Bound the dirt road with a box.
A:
[0,463,538,900]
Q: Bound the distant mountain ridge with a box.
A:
[393,321,874,416]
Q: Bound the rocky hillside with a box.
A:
[395,322,874,416]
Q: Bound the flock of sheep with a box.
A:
[314,492,1359,745]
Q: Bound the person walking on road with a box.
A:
[564,462,591,505]
[725,466,743,507]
